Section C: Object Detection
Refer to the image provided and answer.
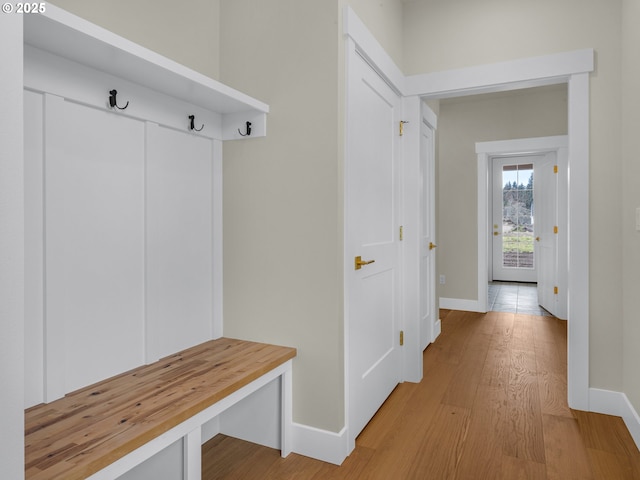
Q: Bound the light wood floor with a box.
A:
[202,310,640,479]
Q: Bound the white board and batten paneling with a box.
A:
[146,124,214,362]
[23,5,267,408]
[45,95,146,397]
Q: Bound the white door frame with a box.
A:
[346,4,593,412]
[477,136,568,312]
[406,57,592,411]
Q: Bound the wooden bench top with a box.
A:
[25,337,296,480]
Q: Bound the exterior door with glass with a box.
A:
[492,156,540,283]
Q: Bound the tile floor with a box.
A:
[488,281,553,316]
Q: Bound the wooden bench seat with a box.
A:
[25,338,296,480]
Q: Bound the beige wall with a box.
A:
[622,0,640,415]
[50,0,221,79]
[219,0,404,433]
[219,0,344,432]
[344,0,405,69]
[403,0,624,392]
[436,86,568,301]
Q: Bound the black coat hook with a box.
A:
[188,115,204,132]
[238,121,252,137]
[108,89,129,110]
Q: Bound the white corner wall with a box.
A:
[0,13,25,480]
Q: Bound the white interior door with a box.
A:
[420,118,436,351]
[347,51,402,443]
[491,156,538,283]
[535,152,559,316]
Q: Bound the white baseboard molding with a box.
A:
[589,388,640,451]
[291,422,349,466]
[439,297,483,313]
[432,319,442,342]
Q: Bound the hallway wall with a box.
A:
[436,86,567,301]
[403,0,624,393]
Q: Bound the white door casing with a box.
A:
[346,48,402,448]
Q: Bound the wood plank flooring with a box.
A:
[202,310,640,479]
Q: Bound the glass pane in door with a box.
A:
[502,164,534,269]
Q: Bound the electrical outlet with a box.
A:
[439,274,445,285]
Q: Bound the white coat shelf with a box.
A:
[23,5,268,140]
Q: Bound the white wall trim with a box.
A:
[566,73,590,410]
[405,49,594,99]
[343,6,405,95]
[589,388,640,451]
[477,152,489,313]
[291,423,349,466]
[400,95,424,384]
[433,319,442,339]
[476,135,569,155]
[0,13,25,480]
[439,297,483,313]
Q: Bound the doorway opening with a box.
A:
[491,158,537,283]
[476,135,568,320]
[487,152,561,318]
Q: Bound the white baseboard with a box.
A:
[439,297,483,312]
[291,422,349,465]
[432,319,442,342]
[589,388,640,451]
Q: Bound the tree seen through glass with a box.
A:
[502,164,534,269]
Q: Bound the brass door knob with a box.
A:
[494,232,499,236]
[429,242,437,250]
[355,256,375,270]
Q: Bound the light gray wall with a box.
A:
[436,86,568,301]
[0,13,25,480]
[403,0,624,393]
[622,0,640,418]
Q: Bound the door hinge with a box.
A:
[399,226,404,241]
[399,120,409,136]
[554,165,558,174]
[554,226,558,234]
[400,330,404,346]
[554,286,559,295]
